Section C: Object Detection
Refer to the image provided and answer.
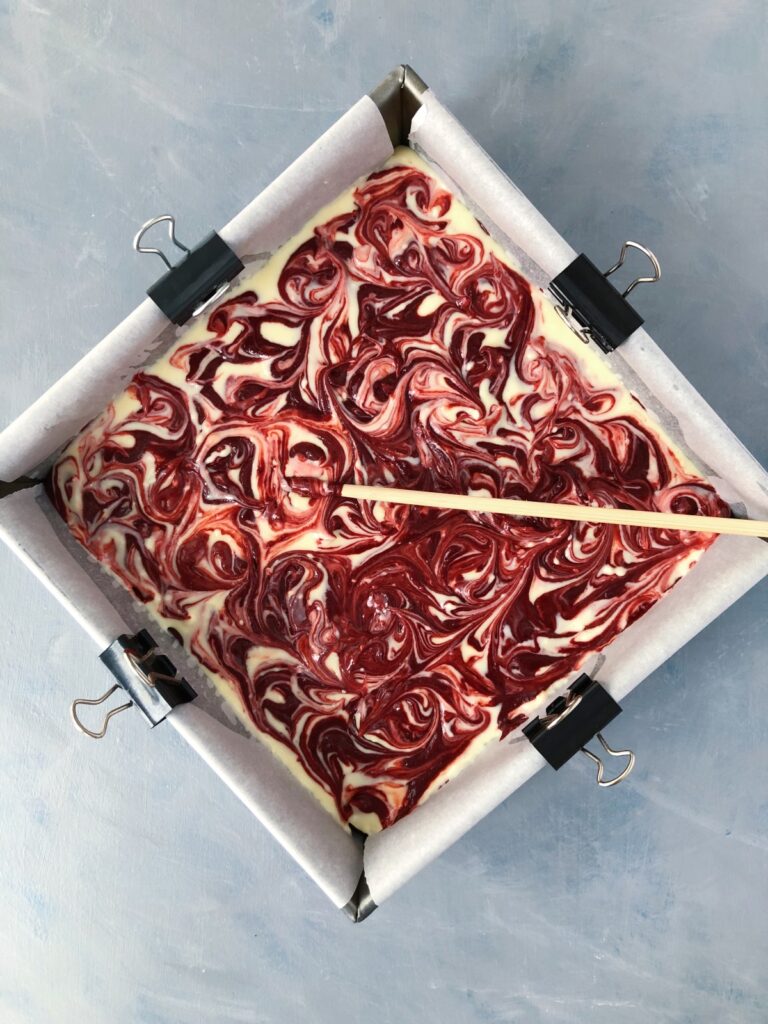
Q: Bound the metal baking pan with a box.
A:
[1,66,767,921]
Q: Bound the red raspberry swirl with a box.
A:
[49,158,727,830]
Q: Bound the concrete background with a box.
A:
[0,1,766,1021]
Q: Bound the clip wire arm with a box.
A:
[581,732,636,787]
[71,684,133,739]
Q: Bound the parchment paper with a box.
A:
[0,485,365,909]
[0,96,392,484]
[360,90,768,903]
[0,94,393,909]
[0,85,766,912]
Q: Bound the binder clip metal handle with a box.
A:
[603,240,661,299]
[581,732,636,787]
[134,214,244,325]
[71,685,133,740]
[133,214,190,271]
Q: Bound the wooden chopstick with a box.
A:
[339,483,768,538]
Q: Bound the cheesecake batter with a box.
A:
[48,149,727,831]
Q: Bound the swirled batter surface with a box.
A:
[49,148,727,832]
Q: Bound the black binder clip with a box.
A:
[134,214,244,326]
[71,629,196,739]
[550,241,661,353]
[523,673,635,787]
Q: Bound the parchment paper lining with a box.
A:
[1,88,766,911]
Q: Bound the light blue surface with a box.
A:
[0,2,766,1022]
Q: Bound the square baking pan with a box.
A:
[1,65,767,921]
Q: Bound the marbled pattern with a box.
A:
[0,2,766,1022]
[49,150,726,832]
